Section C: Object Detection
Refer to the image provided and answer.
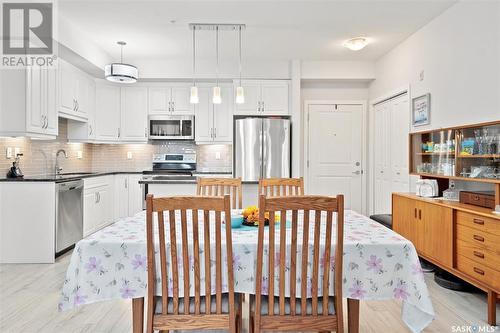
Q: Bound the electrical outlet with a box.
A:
[215,152,221,160]
[6,147,12,159]
[14,147,20,156]
[77,151,83,159]
[127,151,133,160]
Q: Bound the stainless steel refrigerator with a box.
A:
[234,117,291,181]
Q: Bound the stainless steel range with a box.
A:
[141,153,197,207]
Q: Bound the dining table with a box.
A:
[59,209,435,333]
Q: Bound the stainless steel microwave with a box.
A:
[148,115,194,140]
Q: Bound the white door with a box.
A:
[83,190,97,236]
[373,103,392,214]
[120,87,148,142]
[127,174,143,216]
[95,84,120,141]
[390,95,410,193]
[307,103,363,211]
[148,88,169,114]
[194,87,213,142]
[213,86,233,142]
[261,81,289,115]
[96,185,113,229]
[114,175,129,220]
[234,81,261,115]
[170,86,193,114]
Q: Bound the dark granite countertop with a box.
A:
[0,171,143,183]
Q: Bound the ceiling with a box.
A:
[58,0,456,63]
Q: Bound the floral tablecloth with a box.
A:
[59,210,434,333]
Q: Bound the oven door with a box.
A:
[148,115,194,140]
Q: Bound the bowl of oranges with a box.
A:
[241,205,280,226]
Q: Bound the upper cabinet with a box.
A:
[120,87,148,142]
[194,85,233,144]
[94,82,121,142]
[234,80,289,116]
[148,85,193,115]
[0,66,58,139]
[59,60,93,122]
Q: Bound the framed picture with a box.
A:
[412,93,430,126]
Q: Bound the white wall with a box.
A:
[301,61,375,81]
[369,1,500,131]
[302,81,369,101]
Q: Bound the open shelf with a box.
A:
[457,154,500,159]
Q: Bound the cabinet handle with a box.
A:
[473,218,484,225]
[418,209,422,220]
[261,101,264,112]
[89,124,93,135]
[73,99,76,111]
[95,192,98,203]
[473,235,485,242]
[473,251,485,259]
[257,101,261,112]
[145,127,148,137]
[118,128,121,138]
[171,101,175,111]
[214,128,216,138]
[473,267,485,275]
[76,100,79,112]
[414,208,417,218]
[125,178,128,189]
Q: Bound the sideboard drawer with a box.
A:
[456,255,500,290]
[456,211,500,235]
[456,239,500,272]
[456,223,500,253]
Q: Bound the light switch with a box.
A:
[77,151,83,159]
[215,152,221,160]
[6,147,12,159]
[127,151,133,160]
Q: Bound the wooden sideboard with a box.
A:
[393,193,500,325]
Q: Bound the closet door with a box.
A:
[373,102,391,214]
[390,94,410,194]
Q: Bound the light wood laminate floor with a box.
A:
[1,252,499,332]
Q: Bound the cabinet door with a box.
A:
[213,86,233,142]
[261,81,289,115]
[75,73,88,117]
[83,190,97,236]
[148,88,169,114]
[234,81,261,115]
[95,84,120,141]
[59,60,76,113]
[96,185,113,230]
[114,175,129,220]
[127,175,143,216]
[392,194,417,243]
[87,80,96,139]
[418,201,453,267]
[194,87,214,142]
[44,68,58,135]
[171,86,193,114]
[26,67,44,134]
[120,87,148,142]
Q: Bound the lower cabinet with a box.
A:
[114,174,144,220]
[392,194,453,268]
[83,176,113,237]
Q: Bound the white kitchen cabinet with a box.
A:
[83,176,114,236]
[114,174,144,220]
[0,67,58,138]
[148,85,193,115]
[234,80,289,115]
[95,82,120,141]
[120,87,148,142]
[59,60,91,121]
[67,79,96,142]
[195,85,233,143]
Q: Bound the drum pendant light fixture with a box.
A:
[190,26,199,104]
[105,41,138,83]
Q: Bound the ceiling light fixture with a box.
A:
[213,26,222,104]
[343,37,368,51]
[190,26,199,104]
[235,25,244,104]
[104,41,138,83]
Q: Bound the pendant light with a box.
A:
[235,26,245,104]
[104,41,138,83]
[212,26,222,104]
[190,26,199,104]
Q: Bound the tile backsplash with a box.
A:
[0,118,232,176]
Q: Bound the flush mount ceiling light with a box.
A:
[343,37,369,51]
[105,41,138,83]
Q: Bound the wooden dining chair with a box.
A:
[197,177,243,209]
[251,194,345,333]
[258,177,304,197]
[145,194,241,333]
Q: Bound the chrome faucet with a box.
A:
[55,149,68,175]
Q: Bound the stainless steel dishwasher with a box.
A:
[56,180,84,255]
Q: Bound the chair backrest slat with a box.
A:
[197,177,242,209]
[145,195,235,326]
[258,177,304,198]
[255,194,344,324]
